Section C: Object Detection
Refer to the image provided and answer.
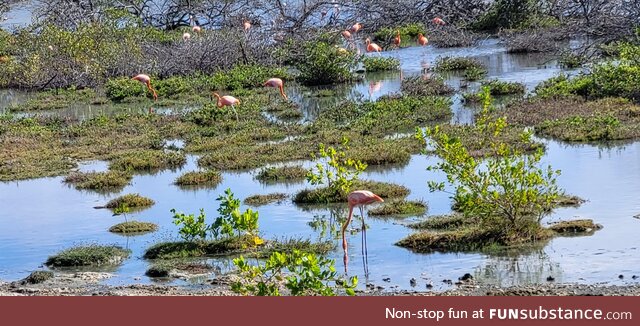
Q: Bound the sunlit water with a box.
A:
[1,38,638,292]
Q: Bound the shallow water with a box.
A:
[2,39,637,292]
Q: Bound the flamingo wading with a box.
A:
[264,78,288,100]
[132,74,158,101]
[341,190,384,275]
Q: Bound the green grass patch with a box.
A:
[63,170,132,191]
[293,180,410,204]
[255,165,309,183]
[145,261,214,278]
[45,245,131,267]
[255,238,335,258]
[362,57,400,72]
[548,219,602,234]
[109,221,158,234]
[143,235,263,260]
[434,56,485,72]
[481,79,526,95]
[174,170,223,188]
[368,199,427,217]
[244,193,288,206]
[102,193,155,209]
[408,214,471,230]
[109,150,186,172]
[401,76,454,97]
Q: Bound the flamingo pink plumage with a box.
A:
[341,190,384,274]
[417,33,428,46]
[213,92,241,121]
[365,38,382,53]
[132,74,158,101]
[350,22,363,33]
[433,17,446,26]
[264,78,288,100]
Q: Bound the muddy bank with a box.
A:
[3,274,640,296]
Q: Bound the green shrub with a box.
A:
[105,77,146,101]
[232,250,357,296]
[104,193,155,209]
[212,188,260,239]
[306,137,367,197]
[373,23,426,44]
[481,79,526,95]
[255,166,309,183]
[211,64,290,90]
[294,41,358,86]
[368,199,427,217]
[434,57,485,72]
[401,76,454,96]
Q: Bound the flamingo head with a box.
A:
[365,38,371,45]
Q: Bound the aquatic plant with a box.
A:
[368,199,427,217]
[244,193,288,206]
[103,193,155,209]
[401,76,454,97]
[362,57,400,72]
[109,221,158,234]
[434,56,485,72]
[45,245,131,267]
[292,41,358,86]
[480,79,526,95]
[63,170,132,191]
[232,250,357,296]
[212,188,260,239]
[174,170,223,187]
[171,208,209,241]
[255,166,309,183]
[306,137,367,198]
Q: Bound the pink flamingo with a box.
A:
[243,20,251,32]
[132,74,158,101]
[432,17,446,26]
[393,30,401,48]
[368,81,383,99]
[264,78,288,100]
[192,25,202,33]
[321,10,327,20]
[350,22,363,33]
[341,30,352,40]
[365,38,382,54]
[182,32,191,41]
[417,33,429,46]
[341,190,384,275]
[213,92,241,121]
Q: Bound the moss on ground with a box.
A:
[63,170,132,191]
[293,180,410,204]
[244,193,288,206]
[174,170,222,188]
[368,199,427,217]
[21,271,54,284]
[108,221,158,234]
[102,193,155,209]
[45,245,131,267]
[143,235,263,260]
[401,76,455,97]
[255,165,309,183]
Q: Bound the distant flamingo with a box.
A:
[350,22,363,33]
[321,10,327,20]
[192,25,202,33]
[368,81,383,98]
[365,38,382,54]
[341,30,352,40]
[433,17,446,26]
[341,190,384,275]
[264,78,288,100]
[243,20,251,31]
[417,33,429,46]
[132,74,158,101]
[182,32,191,41]
[393,30,401,47]
[213,92,241,121]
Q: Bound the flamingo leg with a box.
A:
[232,105,239,121]
[360,205,369,278]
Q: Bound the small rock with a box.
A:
[376,286,384,290]
[632,275,638,280]
[366,283,375,289]
[442,279,453,285]
[459,273,473,281]
[425,282,433,289]
[410,278,417,287]
[133,277,141,281]
[546,276,555,282]
[619,274,624,279]
[382,277,391,282]
[454,281,463,286]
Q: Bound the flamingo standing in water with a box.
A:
[432,17,446,26]
[264,78,288,100]
[365,38,382,54]
[243,20,252,32]
[417,33,429,46]
[132,74,158,101]
[341,30,352,40]
[213,92,241,121]
[192,25,202,33]
[393,30,401,48]
[350,22,363,34]
[341,190,384,275]
[182,32,191,41]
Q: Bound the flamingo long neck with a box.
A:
[213,94,223,108]
[146,81,158,101]
[278,84,287,100]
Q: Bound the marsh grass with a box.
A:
[102,193,155,209]
[21,271,54,284]
[45,245,131,267]
[254,238,335,258]
[255,166,309,183]
[294,180,410,204]
[400,76,454,97]
[368,199,427,217]
[109,221,158,234]
[109,150,186,172]
[362,57,401,72]
[145,260,214,278]
[548,219,602,234]
[63,170,132,191]
[244,193,288,206]
[174,170,223,188]
[143,235,263,259]
[481,80,526,95]
[434,56,485,72]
